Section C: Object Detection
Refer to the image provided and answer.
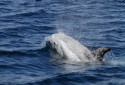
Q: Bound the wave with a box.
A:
[0,1,12,5]
[1,8,52,18]
[24,72,106,85]
[0,47,49,57]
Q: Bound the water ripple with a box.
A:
[0,0,125,85]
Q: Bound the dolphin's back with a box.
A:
[49,33,95,62]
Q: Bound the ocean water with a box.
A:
[0,0,125,85]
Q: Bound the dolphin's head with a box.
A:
[46,40,57,51]
[92,47,111,61]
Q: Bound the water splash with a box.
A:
[104,50,125,66]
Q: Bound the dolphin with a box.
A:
[46,33,111,62]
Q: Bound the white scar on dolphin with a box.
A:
[46,33,111,62]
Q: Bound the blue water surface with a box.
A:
[0,0,125,85]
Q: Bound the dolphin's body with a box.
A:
[46,33,110,62]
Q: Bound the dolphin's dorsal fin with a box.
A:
[92,47,111,61]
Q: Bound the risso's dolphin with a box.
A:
[46,33,111,62]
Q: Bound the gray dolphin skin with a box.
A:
[92,47,111,61]
[46,33,111,62]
